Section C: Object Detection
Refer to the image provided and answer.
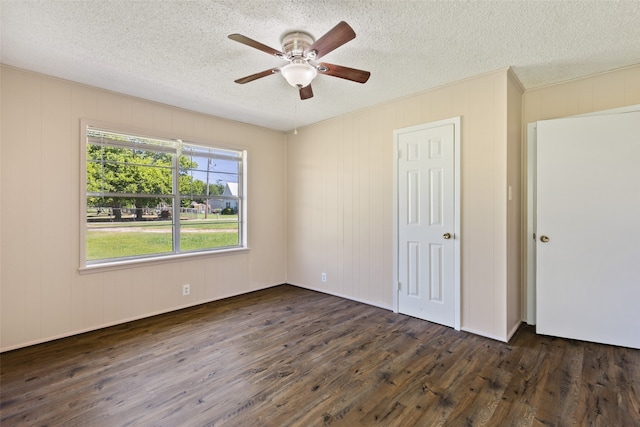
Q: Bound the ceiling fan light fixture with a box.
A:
[280,61,317,88]
[229,22,369,100]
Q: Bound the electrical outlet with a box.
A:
[321,272,327,282]
[182,284,190,296]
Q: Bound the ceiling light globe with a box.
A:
[280,62,317,88]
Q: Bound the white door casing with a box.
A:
[536,111,640,349]
[526,123,537,325]
[394,118,460,329]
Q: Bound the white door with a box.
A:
[536,111,640,349]
[396,120,458,328]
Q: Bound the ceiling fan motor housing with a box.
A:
[281,31,315,60]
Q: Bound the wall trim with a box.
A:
[461,327,509,343]
[507,67,525,93]
[287,282,394,312]
[0,282,285,353]
[523,63,640,93]
[507,320,523,341]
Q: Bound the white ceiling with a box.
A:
[2,1,640,132]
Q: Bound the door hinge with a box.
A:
[397,282,402,292]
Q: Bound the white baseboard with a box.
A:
[286,282,394,311]
[0,282,284,353]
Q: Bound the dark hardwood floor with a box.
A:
[1,285,639,426]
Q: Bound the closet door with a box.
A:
[536,111,640,349]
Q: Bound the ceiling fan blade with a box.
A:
[234,68,279,84]
[317,62,370,83]
[228,34,285,58]
[305,21,355,59]
[299,84,314,100]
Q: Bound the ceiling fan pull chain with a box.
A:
[294,96,298,135]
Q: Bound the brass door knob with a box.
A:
[443,233,452,240]
[540,235,550,243]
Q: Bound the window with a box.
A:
[82,122,246,267]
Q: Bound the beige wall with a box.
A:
[286,69,523,341]
[6,62,635,351]
[507,71,524,337]
[0,66,287,351]
[521,64,640,320]
[523,65,640,125]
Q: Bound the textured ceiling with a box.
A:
[2,1,640,132]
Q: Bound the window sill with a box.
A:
[79,247,250,274]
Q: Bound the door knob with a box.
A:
[443,233,452,240]
[540,235,550,243]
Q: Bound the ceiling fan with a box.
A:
[228,21,371,100]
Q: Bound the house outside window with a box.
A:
[81,121,246,268]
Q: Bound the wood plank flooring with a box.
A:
[1,285,639,426]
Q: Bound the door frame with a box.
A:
[392,116,461,330]
[526,122,537,325]
[525,103,640,326]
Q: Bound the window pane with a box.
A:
[178,197,240,251]
[88,130,177,153]
[204,197,240,216]
[87,144,173,196]
[84,125,245,266]
[180,144,240,199]
[86,197,174,262]
[180,218,239,251]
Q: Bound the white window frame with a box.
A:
[79,120,248,272]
